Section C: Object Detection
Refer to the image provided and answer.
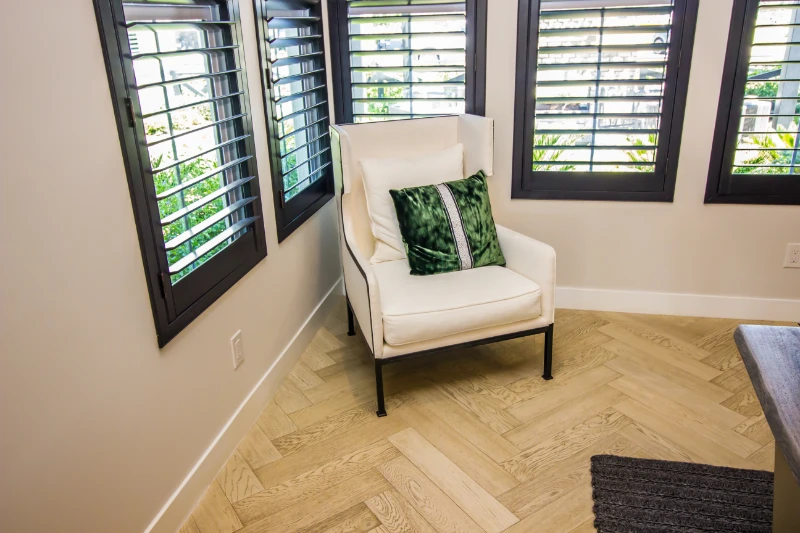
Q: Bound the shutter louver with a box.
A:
[124,2,264,286]
[533,0,676,172]
[256,0,334,230]
[345,0,469,121]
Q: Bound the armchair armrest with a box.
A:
[340,193,384,358]
[496,225,556,324]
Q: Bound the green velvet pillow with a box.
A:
[389,171,505,276]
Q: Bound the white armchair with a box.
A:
[331,115,556,416]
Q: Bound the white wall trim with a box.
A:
[557,286,800,323]
[145,277,344,533]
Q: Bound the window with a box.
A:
[328,0,487,123]
[253,0,336,240]
[95,0,267,346]
[512,0,698,201]
[706,0,800,204]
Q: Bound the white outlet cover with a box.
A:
[784,243,800,268]
[231,330,244,369]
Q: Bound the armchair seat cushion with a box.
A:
[372,260,542,346]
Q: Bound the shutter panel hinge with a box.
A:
[124,97,135,127]
[279,192,285,208]
[158,272,169,298]
[474,53,478,73]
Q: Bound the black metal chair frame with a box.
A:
[346,297,553,417]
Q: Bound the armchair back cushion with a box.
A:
[361,144,464,264]
[333,116,493,263]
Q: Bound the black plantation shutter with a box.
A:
[706,0,800,204]
[329,0,487,123]
[512,0,698,201]
[254,0,335,241]
[95,0,267,346]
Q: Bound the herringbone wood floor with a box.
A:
[181,301,787,533]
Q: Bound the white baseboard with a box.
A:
[145,278,344,533]
[556,286,800,323]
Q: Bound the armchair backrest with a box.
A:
[331,115,494,259]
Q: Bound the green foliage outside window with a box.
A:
[151,153,228,282]
[735,127,796,175]
[625,134,658,172]
[532,134,577,171]
[366,85,405,115]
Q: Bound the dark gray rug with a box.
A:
[590,455,774,533]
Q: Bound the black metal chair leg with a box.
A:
[543,323,554,380]
[375,360,387,417]
[346,297,356,336]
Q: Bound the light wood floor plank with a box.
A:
[388,428,519,533]
[603,348,731,403]
[601,329,720,381]
[618,423,694,462]
[216,451,265,504]
[300,503,380,533]
[501,408,632,482]
[711,366,753,394]
[303,367,377,405]
[257,402,297,441]
[238,469,389,533]
[254,416,408,490]
[272,398,409,456]
[290,384,376,429]
[435,381,522,434]
[603,365,744,428]
[722,387,763,418]
[700,345,744,372]
[365,489,438,533]
[192,481,243,533]
[598,314,713,361]
[504,483,594,533]
[179,517,202,533]
[235,440,400,525]
[287,361,325,391]
[734,415,774,446]
[505,386,626,450]
[498,432,638,519]
[397,402,519,497]
[300,340,337,372]
[274,381,313,415]
[507,343,618,400]
[417,385,521,463]
[238,425,282,470]
[377,456,485,533]
[443,370,524,408]
[748,442,776,472]
[506,366,621,422]
[613,400,757,469]
[568,519,598,533]
[608,378,761,458]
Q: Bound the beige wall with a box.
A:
[487,0,800,302]
[0,2,341,533]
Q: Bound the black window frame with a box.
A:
[94,0,268,347]
[327,0,488,124]
[512,0,699,202]
[253,0,335,242]
[706,0,800,205]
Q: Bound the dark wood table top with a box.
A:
[735,325,800,483]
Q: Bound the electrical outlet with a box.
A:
[784,244,800,268]
[231,330,244,369]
